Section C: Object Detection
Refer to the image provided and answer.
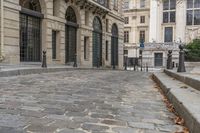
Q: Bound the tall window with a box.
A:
[187,0,200,25]
[140,31,145,42]
[140,16,145,23]
[124,31,129,43]
[123,0,129,9]
[140,0,145,8]
[163,0,176,23]
[52,30,57,59]
[125,17,129,24]
[113,0,118,10]
[106,41,109,60]
[164,27,173,42]
[84,37,89,60]
[124,50,128,55]
[85,11,89,26]
[106,19,109,32]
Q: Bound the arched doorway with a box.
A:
[111,24,118,69]
[93,16,102,67]
[19,0,43,62]
[65,7,78,64]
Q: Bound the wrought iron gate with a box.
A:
[66,25,77,63]
[111,37,118,66]
[93,17,102,67]
[93,32,102,67]
[20,13,41,62]
[154,53,163,67]
[111,24,119,67]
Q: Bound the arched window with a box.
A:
[93,16,102,67]
[112,24,118,37]
[66,7,77,23]
[20,0,41,12]
[111,23,118,68]
[93,16,102,32]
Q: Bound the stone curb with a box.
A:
[152,72,200,133]
[164,69,200,91]
[0,67,126,77]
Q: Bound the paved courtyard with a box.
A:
[0,70,183,133]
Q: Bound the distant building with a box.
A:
[123,0,200,68]
[0,0,124,69]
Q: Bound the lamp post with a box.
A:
[139,40,144,71]
[135,46,140,71]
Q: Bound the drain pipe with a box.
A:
[0,0,4,61]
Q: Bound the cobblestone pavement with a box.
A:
[0,70,184,133]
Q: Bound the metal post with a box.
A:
[140,50,143,71]
[146,63,148,72]
[73,53,77,68]
[177,45,186,72]
[167,50,173,69]
[124,55,127,70]
[42,51,47,68]
[134,64,136,71]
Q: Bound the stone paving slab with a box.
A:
[0,70,183,133]
[153,72,200,133]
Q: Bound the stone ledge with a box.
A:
[0,67,123,77]
[153,72,200,133]
[164,69,200,91]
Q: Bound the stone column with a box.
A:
[149,0,160,42]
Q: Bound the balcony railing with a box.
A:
[93,0,109,8]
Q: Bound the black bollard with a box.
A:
[146,63,148,72]
[42,51,47,68]
[177,45,186,72]
[167,50,173,69]
[124,56,127,70]
[73,54,77,68]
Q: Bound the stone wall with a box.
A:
[1,0,124,69]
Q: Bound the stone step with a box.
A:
[0,67,118,77]
[164,69,200,91]
[153,72,200,133]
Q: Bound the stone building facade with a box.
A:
[149,0,200,44]
[123,0,192,68]
[123,0,151,63]
[0,0,124,69]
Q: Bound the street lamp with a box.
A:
[139,39,144,71]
